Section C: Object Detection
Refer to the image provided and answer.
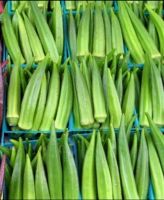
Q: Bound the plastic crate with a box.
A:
[65,8,140,132]
[2,1,162,199]
[1,135,78,200]
[72,132,156,200]
[4,0,67,64]
[65,2,164,132]
[1,0,70,143]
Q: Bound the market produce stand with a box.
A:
[0,1,163,200]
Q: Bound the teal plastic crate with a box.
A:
[72,132,156,200]
[2,0,164,139]
[0,132,156,200]
[65,2,164,133]
[2,1,163,199]
[1,135,78,200]
[2,0,69,142]
[65,6,140,132]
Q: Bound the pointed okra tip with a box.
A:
[36,150,43,168]
[25,153,31,164]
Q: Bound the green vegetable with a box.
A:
[107,139,122,199]
[118,115,139,199]
[125,2,161,60]
[108,123,117,155]
[32,74,47,130]
[30,1,59,63]
[23,12,45,62]
[117,1,144,63]
[46,122,62,199]
[146,4,164,57]
[91,57,107,123]
[103,58,122,128]
[51,1,63,56]
[92,6,105,57]
[74,61,94,127]
[2,4,24,63]
[135,130,149,199]
[139,55,152,126]
[18,55,49,130]
[9,138,25,199]
[146,113,164,172]
[122,72,135,126]
[111,8,124,57]
[146,134,164,199]
[82,131,97,199]
[149,56,164,126]
[96,131,112,199]
[40,62,60,130]
[68,12,77,59]
[62,132,79,199]
[23,154,35,199]
[103,4,112,55]
[55,66,73,129]
[16,11,33,64]
[10,147,16,168]
[71,65,81,128]
[77,6,90,56]
[6,62,21,126]
[130,132,138,171]
[35,150,50,199]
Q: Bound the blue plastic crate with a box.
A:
[4,1,68,64]
[73,131,156,200]
[115,1,164,69]
[1,45,69,146]
[1,1,69,143]
[1,134,78,200]
[65,3,164,132]
[3,0,164,137]
[65,12,140,132]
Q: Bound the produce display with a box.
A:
[75,115,164,200]
[68,3,123,59]
[68,1,164,64]
[0,0,164,199]
[0,124,79,199]
[6,56,72,131]
[0,116,164,199]
[2,1,164,130]
[5,51,164,131]
[4,50,162,131]
[71,54,134,129]
[2,1,63,64]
